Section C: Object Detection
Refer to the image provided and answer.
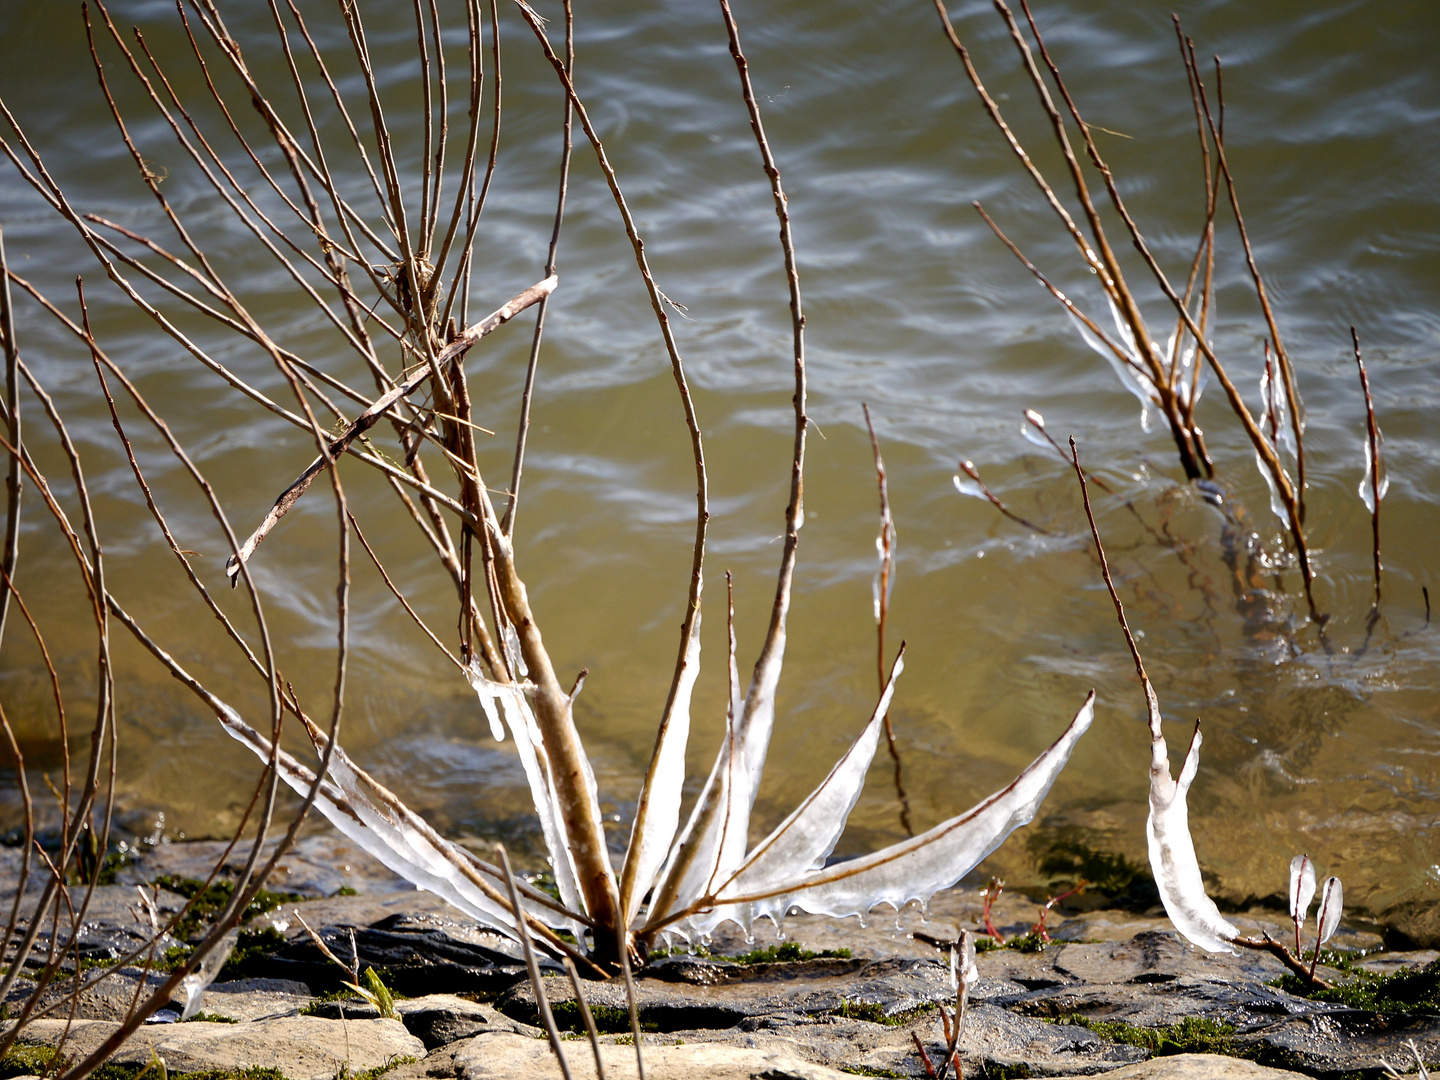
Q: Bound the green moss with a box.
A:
[183,1011,239,1024]
[548,1000,656,1035]
[2,1048,290,1080]
[840,1067,907,1078]
[335,886,359,897]
[1272,957,1440,1016]
[1054,1014,1236,1056]
[832,999,938,1026]
[1003,931,1047,954]
[336,1056,416,1080]
[153,876,308,940]
[725,942,852,965]
[979,1064,1034,1080]
[1,1043,60,1079]
[975,933,1046,954]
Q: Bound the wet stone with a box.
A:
[254,913,539,996]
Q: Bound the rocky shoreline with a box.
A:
[5,836,1438,1080]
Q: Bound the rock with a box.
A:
[1382,901,1440,950]
[256,913,537,995]
[1101,1053,1310,1079]
[13,1015,425,1080]
[398,994,522,1050]
[113,833,414,898]
[0,884,189,975]
[200,977,315,1021]
[303,992,536,1049]
[498,957,953,1032]
[453,1031,858,1079]
[1357,949,1440,976]
[1239,1010,1440,1078]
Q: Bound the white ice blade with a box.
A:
[620,602,702,927]
[212,701,566,938]
[1070,303,1156,417]
[471,670,588,917]
[717,650,905,902]
[680,692,1093,932]
[953,473,986,501]
[178,928,237,1021]
[1146,723,1239,954]
[1254,451,1289,526]
[649,591,747,927]
[1317,877,1343,945]
[1288,854,1316,925]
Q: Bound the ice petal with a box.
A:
[714,651,905,911]
[677,693,1093,932]
[1289,854,1316,925]
[1317,877,1343,945]
[1147,723,1239,954]
[620,601,702,926]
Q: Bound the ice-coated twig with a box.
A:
[954,459,1052,535]
[1353,328,1385,607]
[863,403,913,836]
[1289,854,1316,959]
[1071,438,1239,953]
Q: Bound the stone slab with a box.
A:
[1101,1053,1310,1079]
[11,1015,425,1080]
[453,1030,859,1080]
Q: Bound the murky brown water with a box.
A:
[1,0,1437,918]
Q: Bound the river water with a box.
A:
[1,0,1437,921]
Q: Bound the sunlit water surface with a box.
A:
[1,0,1438,919]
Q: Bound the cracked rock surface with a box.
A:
[6,837,1436,1079]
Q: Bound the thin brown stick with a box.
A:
[563,957,607,1080]
[497,845,573,1080]
[224,276,555,582]
[862,404,912,836]
[348,512,464,670]
[617,938,647,1080]
[1352,327,1382,607]
[504,0,573,538]
[0,225,20,651]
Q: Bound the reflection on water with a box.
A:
[0,0,1437,917]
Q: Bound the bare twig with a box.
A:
[504,0,573,538]
[0,225,19,651]
[224,276,555,582]
[497,846,572,1080]
[618,935,647,1080]
[563,957,607,1080]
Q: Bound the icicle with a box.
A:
[1360,434,1388,513]
[1021,410,1051,449]
[709,652,906,924]
[1066,302,1157,422]
[621,602,702,927]
[464,658,508,742]
[1254,452,1289,526]
[953,472,986,500]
